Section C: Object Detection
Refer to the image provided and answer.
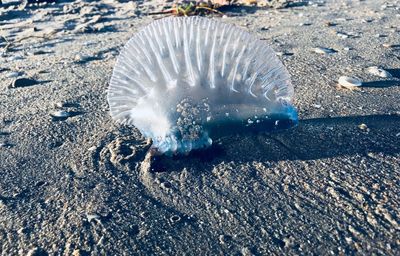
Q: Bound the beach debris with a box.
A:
[358,123,370,132]
[169,215,181,223]
[338,76,362,89]
[74,53,90,62]
[9,78,39,88]
[367,66,392,78]
[276,51,294,56]
[382,43,400,48]
[5,72,21,78]
[336,32,349,39]
[325,21,337,27]
[51,110,72,118]
[375,34,387,38]
[86,213,101,222]
[148,1,225,16]
[313,47,336,54]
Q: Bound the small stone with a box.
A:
[74,53,89,62]
[367,66,392,78]
[313,47,336,54]
[336,32,349,39]
[338,76,362,88]
[325,21,337,27]
[9,78,38,88]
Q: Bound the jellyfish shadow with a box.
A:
[150,114,400,172]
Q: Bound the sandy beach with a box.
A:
[1,0,399,254]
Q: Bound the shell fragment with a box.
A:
[367,66,392,78]
[338,76,362,88]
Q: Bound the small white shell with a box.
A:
[313,47,336,54]
[338,76,362,88]
[51,110,71,118]
[367,66,392,78]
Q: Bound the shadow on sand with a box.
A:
[150,114,400,172]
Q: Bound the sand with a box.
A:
[0,0,399,254]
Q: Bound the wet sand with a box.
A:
[1,0,399,254]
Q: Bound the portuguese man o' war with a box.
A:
[108,17,298,155]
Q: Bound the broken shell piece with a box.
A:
[313,47,336,54]
[338,76,362,88]
[367,66,392,78]
[51,110,72,118]
[358,123,370,132]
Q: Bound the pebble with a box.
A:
[51,110,72,118]
[338,76,362,88]
[313,47,336,54]
[336,32,349,39]
[74,53,90,62]
[325,21,337,27]
[367,66,392,78]
[9,78,39,88]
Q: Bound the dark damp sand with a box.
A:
[0,0,399,254]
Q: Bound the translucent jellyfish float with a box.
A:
[108,17,298,155]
